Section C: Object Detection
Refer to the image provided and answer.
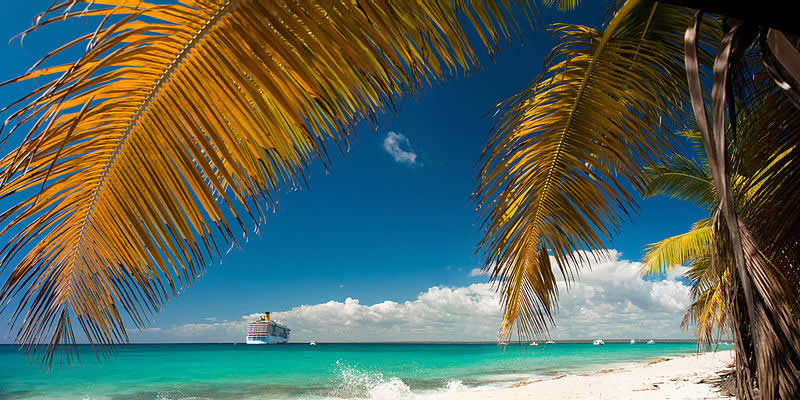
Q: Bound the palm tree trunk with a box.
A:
[708,19,763,400]
[685,11,800,399]
[684,13,760,398]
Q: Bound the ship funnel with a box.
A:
[264,312,270,321]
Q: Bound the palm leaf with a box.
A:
[474,0,719,339]
[0,0,540,364]
[642,153,714,209]
[681,263,729,347]
[642,218,712,276]
[725,45,800,397]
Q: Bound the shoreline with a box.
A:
[433,350,734,399]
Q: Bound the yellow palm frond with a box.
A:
[543,0,580,11]
[0,0,539,364]
[681,266,729,346]
[474,0,720,339]
[642,219,712,276]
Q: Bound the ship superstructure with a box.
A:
[246,312,290,344]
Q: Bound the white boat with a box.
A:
[246,312,290,344]
[630,339,636,344]
[647,339,655,345]
[530,341,539,346]
[546,340,556,344]
[593,339,605,346]
[310,340,317,346]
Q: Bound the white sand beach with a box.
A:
[436,350,734,400]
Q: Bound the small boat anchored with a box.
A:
[647,339,656,345]
[310,340,317,346]
[530,341,539,346]
[593,339,605,346]
[545,340,556,345]
[630,339,636,344]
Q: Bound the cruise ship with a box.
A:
[246,312,290,344]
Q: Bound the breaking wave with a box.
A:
[324,361,483,400]
[327,361,413,400]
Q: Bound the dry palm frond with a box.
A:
[0,0,540,365]
[683,281,729,345]
[676,251,729,348]
[730,49,800,400]
[684,13,800,398]
[474,0,719,340]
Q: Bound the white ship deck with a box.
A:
[246,314,290,344]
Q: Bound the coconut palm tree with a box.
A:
[1,0,798,397]
[638,132,722,345]
[643,127,800,370]
[474,0,800,397]
[475,0,716,343]
[644,217,727,346]
[0,0,557,365]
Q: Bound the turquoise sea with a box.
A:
[0,342,716,400]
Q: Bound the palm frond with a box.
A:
[726,44,800,399]
[543,0,580,12]
[474,0,719,339]
[681,266,729,347]
[642,153,714,209]
[0,0,539,364]
[642,218,712,276]
[683,250,713,298]
[676,128,705,151]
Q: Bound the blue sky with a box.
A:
[0,2,708,343]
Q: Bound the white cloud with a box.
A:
[469,268,488,277]
[165,313,262,341]
[273,284,501,342]
[545,250,691,339]
[132,250,692,343]
[383,132,419,166]
[135,327,162,333]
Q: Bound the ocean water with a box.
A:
[0,342,717,400]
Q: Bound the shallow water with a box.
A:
[0,342,717,399]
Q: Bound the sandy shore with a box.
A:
[436,350,734,399]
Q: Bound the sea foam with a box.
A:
[329,362,413,400]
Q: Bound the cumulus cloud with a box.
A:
[164,313,263,342]
[133,250,692,343]
[546,250,691,339]
[273,284,501,342]
[469,268,488,277]
[383,132,419,166]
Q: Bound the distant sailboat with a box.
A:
[593,339,605,345]
[630,339,636,344]
[647,339,655,345]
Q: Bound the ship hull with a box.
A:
[246,335,289,345]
